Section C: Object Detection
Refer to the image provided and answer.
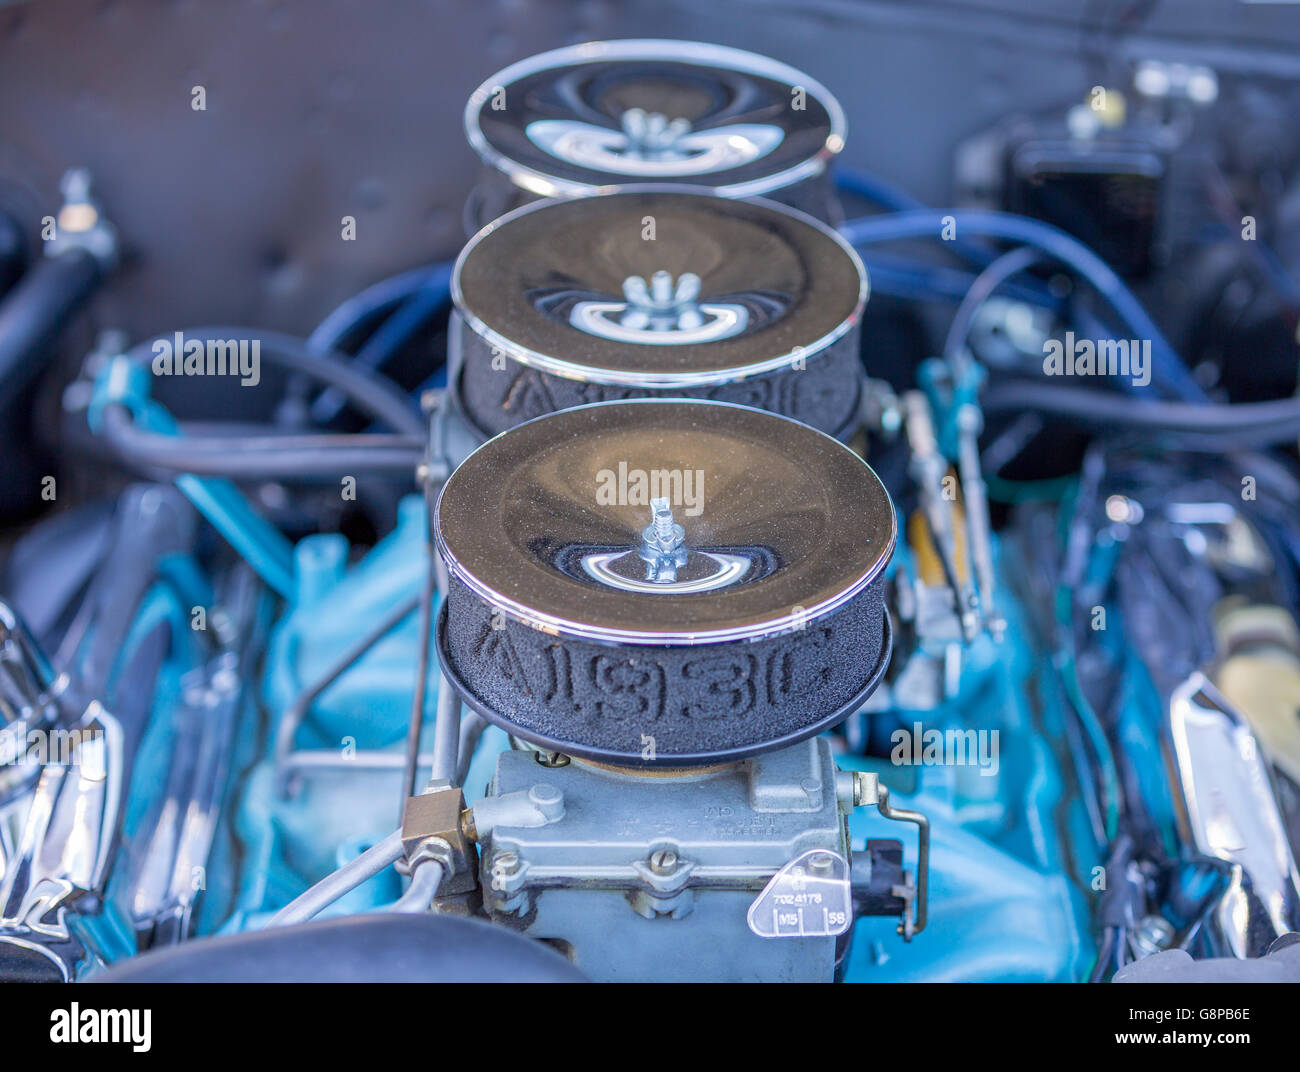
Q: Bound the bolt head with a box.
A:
[808,852,835,873]
[649,849,678,874]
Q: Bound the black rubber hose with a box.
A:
[91,913,587,983]
[99,405,424,477]
[0,212,25,294]
[983,382,1300,442]
[0,249,103,410]
[123,327,425,436]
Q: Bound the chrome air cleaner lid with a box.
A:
[435,400,893,643]
[434,400,895,766]
[451,190,867,438]
[452,189,866,390]
[465,40,846,199]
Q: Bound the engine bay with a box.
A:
[2,1,1300,994]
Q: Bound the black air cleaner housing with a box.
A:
[433,400,895,767]
[463,39,847,227]
[451,189,867,441]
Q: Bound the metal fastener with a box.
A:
[649,849,678,875]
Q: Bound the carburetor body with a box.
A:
[478,740,852,982]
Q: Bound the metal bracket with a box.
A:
[401,780,479,897]
[849,770,930,940]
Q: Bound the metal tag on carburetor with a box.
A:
[747,848,853,939]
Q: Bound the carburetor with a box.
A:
[425,399,927,981]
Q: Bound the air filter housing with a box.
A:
[464,39,847,227]
[451,189,867,440]
[434,399,895,767]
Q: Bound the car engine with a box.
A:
[1,1,1299,992]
